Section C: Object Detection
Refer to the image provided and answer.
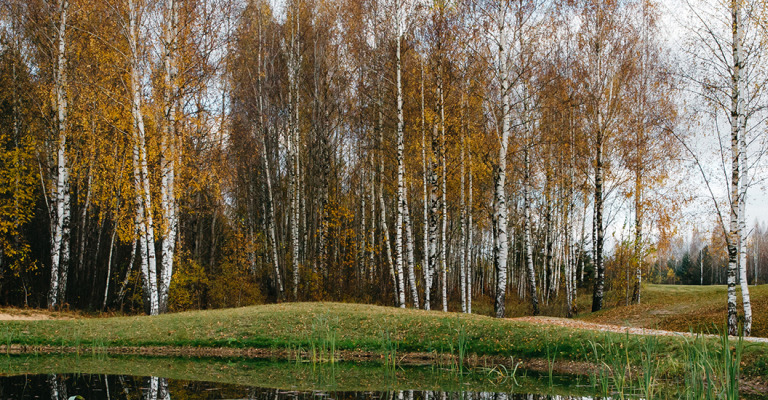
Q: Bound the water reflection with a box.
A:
[0,374,591,400]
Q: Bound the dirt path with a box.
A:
[510,316,768,344]
[0,310,70,321]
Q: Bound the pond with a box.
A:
[0,374,589,400]
[0,355,765,399]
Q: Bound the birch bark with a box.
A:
[48,0,70,309]
[460,107,467,314]
[523,144,539,315]
[421,62,431,310]
[440,86,448,313]
[394,37,406,308]
[494,11,510,318]
[257,16,283,297]
[159,0,178,314]
[467,141,473,314]
[738,80,752,337]
[288,6,301,300]
[726,0,741,336]
[129,0,159,315]
[404,186,419,309]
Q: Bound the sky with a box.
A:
[606,0,768,246]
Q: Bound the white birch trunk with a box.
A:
[494,14,510,318]
[263,131,283,295]
[395,35,406,308]
[129,0,159,315]
[361,171,367,276]
[159,0,178,314]
[257,17,283,297]
[523,145,539,315]
[736,3,752,334]
[440,77,448,313]
[467,141,473,314]
[404,186,419,309]
[726,0,741,336]
[380,189,397,305]
[632,165,643,304]
[59,169,71,305]
[288,8,301,300]
[369,155,377,280]
[421,62,430,311]
[48,0,69,310]
[460,113,467,314]
[591,131,605,312]
[738,102,752,336]
[427,125,439,311]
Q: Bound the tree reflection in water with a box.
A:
[1,374,591,400]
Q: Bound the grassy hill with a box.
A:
[2,301,768,382]
[579,284,768,337]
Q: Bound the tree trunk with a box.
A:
[262,132,283,296]
[467,140,473,314]
[288,7,301,300]
[395,35,406,308]
[494,17,510,318]
[523,145,539,316]
[460,106,467,314]
[438,75,448,313]
[591,130,605,313]
[257,17,283,298]
[48,0,69,310]
[428,125,440,311]
[738,80,752,337]
[726,0,741,337]
[103,215,118,311]
[379,95,398,305]
[440,102,448,313]
[159,0,179,314]
[129,0,159,315]
[421,61,431,311]
[115,238,137,308]
[632,164,642,304]
[404,186,419,309]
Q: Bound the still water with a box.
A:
[1,356,766,400]
[0,374,587,400]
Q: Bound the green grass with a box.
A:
[2,302,767,381]
[580,284,768,337]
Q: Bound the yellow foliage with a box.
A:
[169,253,210,312]
[208,231,264,309]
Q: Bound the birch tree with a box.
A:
[128,0,159,315]
[394,0,407,308]
[680,0,768,336]
[493,0,511,318]
[48,0,71,309]
[158,0,178,314]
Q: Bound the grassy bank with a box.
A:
[2,302,767,381]
[580,284,768,337]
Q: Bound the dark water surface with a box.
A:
[2,355,767,399]
[0,374,583,400]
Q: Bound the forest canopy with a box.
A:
[0,0,765,336]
